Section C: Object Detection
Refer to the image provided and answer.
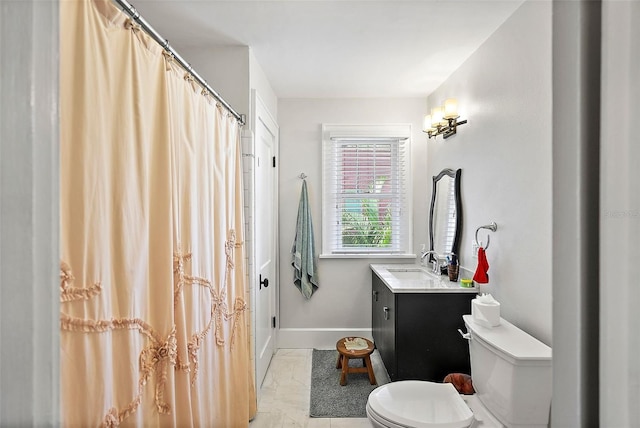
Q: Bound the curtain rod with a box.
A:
[113,0,246,126]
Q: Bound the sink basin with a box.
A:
[387,268,439,281]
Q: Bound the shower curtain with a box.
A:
[59,0,256,426]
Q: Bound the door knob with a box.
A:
[259,274,269,290]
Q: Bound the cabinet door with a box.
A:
[396,293,473,381]
[372,273,396,379]
[379,286,396,379]
[371,273,385,346]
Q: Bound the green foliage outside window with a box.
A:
[341,198,392,248]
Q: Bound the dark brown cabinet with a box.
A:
[372,271,476,382]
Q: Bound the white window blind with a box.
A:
[322,124,411,256]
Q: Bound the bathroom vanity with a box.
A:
[371,264,477,382]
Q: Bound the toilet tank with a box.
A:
[463,315,552,428]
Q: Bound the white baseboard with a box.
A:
[278,328,373,350]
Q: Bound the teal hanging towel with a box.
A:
[292,179,319,298]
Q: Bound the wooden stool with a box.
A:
[335,337,376,386]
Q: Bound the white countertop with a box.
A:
[370,263,479,294]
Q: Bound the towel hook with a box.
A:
[475,222,498,250]
[298,173,307,180]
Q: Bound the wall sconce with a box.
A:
[422,98,467,139]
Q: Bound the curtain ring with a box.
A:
[124,18,140,32]
[162,51,174,71]
[162,51,174,62]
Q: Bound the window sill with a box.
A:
[319,253,417,260]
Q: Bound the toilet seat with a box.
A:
[367,401,413,428]
[367,381,474,428]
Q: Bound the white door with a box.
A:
[253,93,278,388]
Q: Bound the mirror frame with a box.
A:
[428,168,462,260]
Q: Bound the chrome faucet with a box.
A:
[420,250,440,274]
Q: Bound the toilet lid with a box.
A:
[368,381,473,428]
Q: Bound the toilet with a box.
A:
[367,314,552,428]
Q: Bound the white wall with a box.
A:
[0,0,60,425]
[178,46,251,118]
[277,98,427,348]
[426,1,552,344]
[249,49,278,121]
[179,46,279,126]
[600,0,640,425]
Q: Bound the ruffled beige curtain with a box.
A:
[59,0,256,426]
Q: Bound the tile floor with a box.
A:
[248,349,376,428]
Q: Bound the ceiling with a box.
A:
[132,0,524,99]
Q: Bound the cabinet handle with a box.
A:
[383,306,389,320]
[373,290,378,302]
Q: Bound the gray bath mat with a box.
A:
[309,348,389,418]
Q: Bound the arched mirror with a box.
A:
[428,168,462,262]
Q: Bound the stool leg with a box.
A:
[336,354,342,369]
[364,355,377,385]
[340,356,349,386]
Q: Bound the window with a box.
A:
[322,124,412,256]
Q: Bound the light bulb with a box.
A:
[423,115,434,132]
[443,98,458,120]
[431,107,444,127]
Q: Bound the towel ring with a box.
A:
[475,222,498,250]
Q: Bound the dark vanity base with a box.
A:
[372,272,475,382]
